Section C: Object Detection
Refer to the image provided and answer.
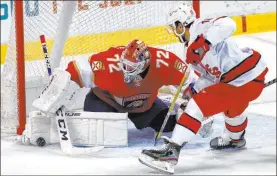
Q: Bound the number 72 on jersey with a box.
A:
[106,50,170,73]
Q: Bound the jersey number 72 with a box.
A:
[106,50,170,73]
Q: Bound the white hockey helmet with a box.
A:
[167,2,196,36]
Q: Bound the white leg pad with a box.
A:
[23,111,128,147]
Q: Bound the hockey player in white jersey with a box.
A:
[139,2,268,174]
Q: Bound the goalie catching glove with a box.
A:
[32,69,80,118]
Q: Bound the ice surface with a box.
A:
[1,32,276,175]
[1,113,276,175]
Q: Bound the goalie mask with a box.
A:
[120,40,151,83]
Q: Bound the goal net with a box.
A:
[1,1,199,136]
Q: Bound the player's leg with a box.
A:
[139,81,257,169]
[139,84,238,173]
[210,112,248,149]
[128,97,178,132]
[210,71,267,149]
[83,89,117,112]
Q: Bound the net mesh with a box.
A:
[1,1,193,135]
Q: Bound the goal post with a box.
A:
[1,1,200,136]
[15,1,26,135]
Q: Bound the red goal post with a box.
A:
[1,1,200,136]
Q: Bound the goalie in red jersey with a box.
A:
[33,39,190,133]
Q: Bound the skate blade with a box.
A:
[138,154,174,174]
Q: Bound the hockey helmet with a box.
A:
[120,40,151,82]
[167,2,196,41]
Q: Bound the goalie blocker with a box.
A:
[22,111,128,147]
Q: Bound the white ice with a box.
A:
[1,32,276,175]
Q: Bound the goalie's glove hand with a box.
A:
[32,69,80,118]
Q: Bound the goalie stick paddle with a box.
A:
[154,73,188,146]
[39,35,104,155]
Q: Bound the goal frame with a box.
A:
[15,1,26,135]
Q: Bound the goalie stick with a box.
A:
[39,35,104,155]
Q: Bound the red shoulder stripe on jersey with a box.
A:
[65,61,83,87]
[225,118,248,133]
[220,50,261,83]
[177,113,201,134]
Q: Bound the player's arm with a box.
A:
[65,57,96,88]
[167,52,212,103]
[186,17,236,65]
[204,16,236,45]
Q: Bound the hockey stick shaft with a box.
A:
[264,78,276,87]
[154,73,188,146]
[40,35,52,76]
[39,35,104,154]
[56,107,104,155]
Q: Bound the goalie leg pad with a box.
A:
[67,111,128,147]
[22,111,128,147]
[22,111,59,146]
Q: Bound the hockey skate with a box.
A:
[138,136,182,174]
[210,130,246,149]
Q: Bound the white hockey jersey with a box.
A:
[187,16,267,89]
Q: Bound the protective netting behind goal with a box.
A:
[1,1,195,135]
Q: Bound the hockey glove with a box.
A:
[180,83,197,110]
[32,69,80,118]
[186,34,211,65]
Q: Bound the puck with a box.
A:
[36,137,46,147]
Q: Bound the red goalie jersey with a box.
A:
[66,46,188,113]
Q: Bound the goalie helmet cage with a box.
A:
[1,1,200,136]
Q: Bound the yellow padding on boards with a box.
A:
[1,12,276,65]
[232,16,243,35]
[1,25,178,65]
[245,12,276,34]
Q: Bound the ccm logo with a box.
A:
[58,119,68,141]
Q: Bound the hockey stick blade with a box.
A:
[56,107,104,155]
